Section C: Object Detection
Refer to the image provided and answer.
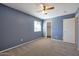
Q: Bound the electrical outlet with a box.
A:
[20,38,23,42]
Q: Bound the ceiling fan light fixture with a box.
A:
[39,4,54,15]
[42,10,47,15]
[44,11,48,15]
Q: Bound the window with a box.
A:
[34,20,41,32]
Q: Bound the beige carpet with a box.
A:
[0,38,79,56]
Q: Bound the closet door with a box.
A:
[63,18,75,43]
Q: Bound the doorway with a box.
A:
[47,22,51,38]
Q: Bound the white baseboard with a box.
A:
[0,37,42,53]
[52,39,62,42]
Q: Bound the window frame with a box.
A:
[34,20,41,32]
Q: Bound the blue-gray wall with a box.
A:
[75,8,79,48]
[52,13,75,40]
[0,4,43,51]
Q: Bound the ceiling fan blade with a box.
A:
[47,7,54,10]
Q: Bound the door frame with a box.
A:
[46,20,52,39]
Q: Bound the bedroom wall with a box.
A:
[75,8,79,49]
[52,13,75,40]
[0,4,43,51]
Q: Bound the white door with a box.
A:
[63,18,75,43]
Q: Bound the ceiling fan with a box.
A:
[39,4,55,15]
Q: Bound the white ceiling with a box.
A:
[3,3,79,19]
